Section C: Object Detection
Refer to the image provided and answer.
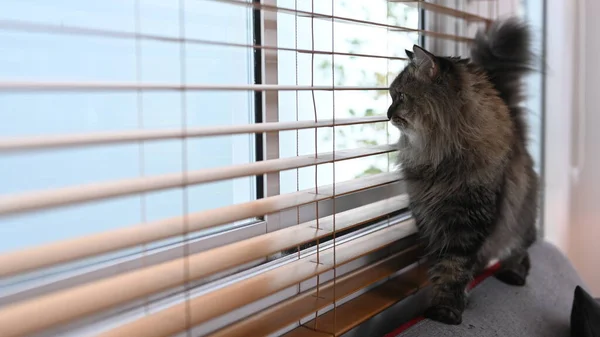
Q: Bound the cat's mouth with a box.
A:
[390,115,408,128]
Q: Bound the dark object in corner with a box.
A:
[571,286,600,337]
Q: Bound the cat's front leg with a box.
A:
[424,252,477,325]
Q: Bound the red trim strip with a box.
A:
[384,317,425,337]
[467,262,501,291]
[383,262,501,337]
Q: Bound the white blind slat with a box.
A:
[0,81,387,92]
[0,19,407,61]
[0,172,401,277]
[0,145,396,216]
[0,116,387,152]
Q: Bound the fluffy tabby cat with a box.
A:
[387,18,538,325]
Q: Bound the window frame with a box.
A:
[253,0,266,202]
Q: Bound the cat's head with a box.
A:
[387,45,466,144]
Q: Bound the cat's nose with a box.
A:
[387,104,395,120]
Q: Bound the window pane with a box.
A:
[0,0,255,253]
[277,0,419,194]
[523,0,544,174]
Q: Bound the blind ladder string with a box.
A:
[295,0,301,266]
[295,1,304,326]
[178,0,192,335]
[134,0,150,315]
[310,0,324,329]
[330,0,337,332]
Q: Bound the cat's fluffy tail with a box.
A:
[470,18,533,140]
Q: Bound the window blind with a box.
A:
[0,0,523,336]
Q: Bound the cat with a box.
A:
[387,18,538,325]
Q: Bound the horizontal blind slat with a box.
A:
[0,81,387,92]
[0,19,407,61]
[97,220,417,337]
[0,116,388,152]
[0,144,396,216]
[0,172,400,277]
[0,198,414,337]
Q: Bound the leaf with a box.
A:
[387,7,395,19]
[319,60,332,70]
[375,90,389,99]
[355,165,384,178]
[375,72,387,86]
[371,122,386,131]
[358,139,379,146]
[348,38,362,46]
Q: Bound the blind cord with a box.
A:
[178,0,192,335]
[134,0,149,316]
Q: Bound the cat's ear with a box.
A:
[412,45,438,79]
[405,49,414,61]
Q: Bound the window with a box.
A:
[0,1,257,253]
[0,0,265,328]
[276,0,418,188]
[0,1,544,336]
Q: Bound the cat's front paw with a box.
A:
[424,304,463,325]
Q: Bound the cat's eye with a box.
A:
[398,93,406,103]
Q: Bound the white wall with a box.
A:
[544,0,576,253]
[545,0,600,295]
[564,0,600,295]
